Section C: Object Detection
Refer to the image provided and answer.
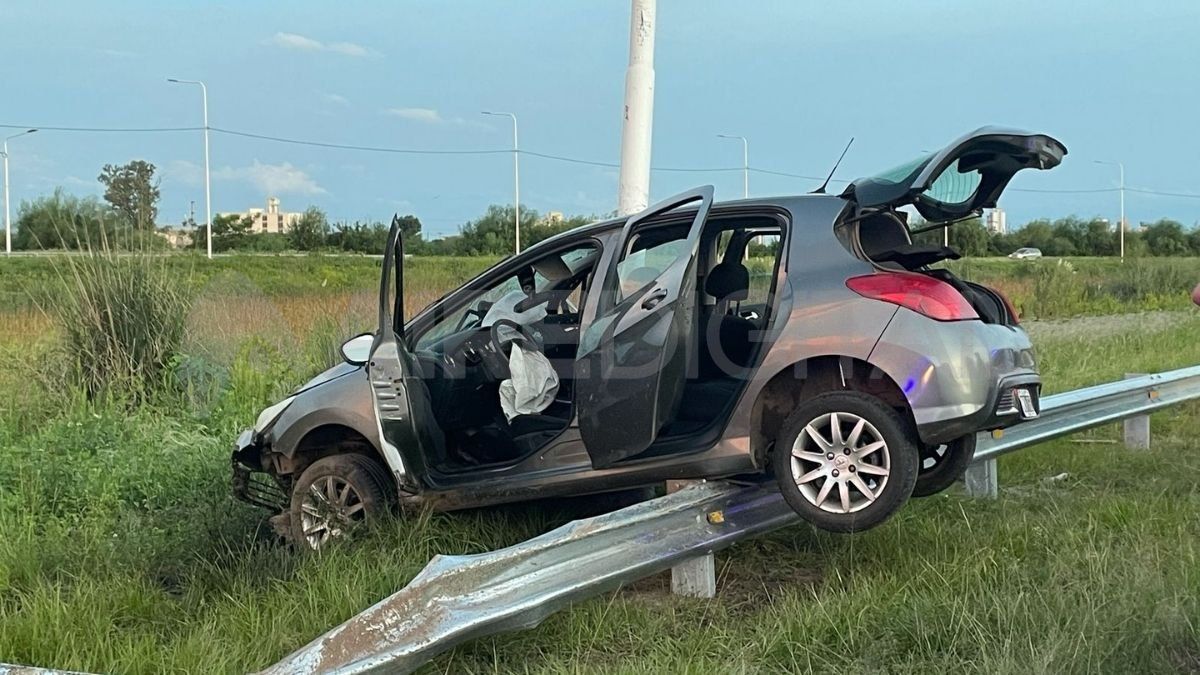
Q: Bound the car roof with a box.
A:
[526,193,840,253]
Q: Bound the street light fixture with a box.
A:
[1093,159,1125,259]
[482,111,520,254]
[716,134,748,199]
[168,78,212,259]
[2,128,38,255]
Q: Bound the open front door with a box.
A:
[366,217,440,493]
[575,186,714,468]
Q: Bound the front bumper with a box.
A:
[231,428,288,511]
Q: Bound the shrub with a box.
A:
[48,245,192,402]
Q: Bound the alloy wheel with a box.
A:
[790,411,891,514]
[299,475,366,550]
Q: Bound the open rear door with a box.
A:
[366,216,441,492]
[575,186,714,468]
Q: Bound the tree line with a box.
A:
[12,158,1200,257]
[913,215,1200,258]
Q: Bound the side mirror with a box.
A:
[340,333,374,365]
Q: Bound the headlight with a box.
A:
[254,395,297,434]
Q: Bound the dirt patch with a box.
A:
[1024,310,1193,342]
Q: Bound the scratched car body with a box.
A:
[233,127,1065,549]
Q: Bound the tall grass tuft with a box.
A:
[47,243,193,403]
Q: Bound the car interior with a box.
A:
[849,209,1015,326]
[409,212,785,473]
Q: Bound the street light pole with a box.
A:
[482,111,520,254]
[168,78,212,259]
[717,134,748,198]
[2,129,38,255]
[1094,160,1125,259]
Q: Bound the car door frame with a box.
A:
[366,218,439,494]
[574,185,715,469]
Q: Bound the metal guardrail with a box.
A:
[6,366,1200,675]
[258,481,795,674]
[973,365,1200,460]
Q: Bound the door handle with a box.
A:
[641,287,668,309]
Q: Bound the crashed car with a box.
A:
[233,127,1064,549]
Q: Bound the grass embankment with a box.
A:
[0,255,1198,673]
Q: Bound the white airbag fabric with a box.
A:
[482,290,548,327]
[499,344,560,421]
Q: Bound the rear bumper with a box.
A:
[869,309,1041,446]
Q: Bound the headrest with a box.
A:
[705,262,749,301]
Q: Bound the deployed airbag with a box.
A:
[499,344,560,421]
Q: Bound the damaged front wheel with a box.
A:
[288,454,394,550]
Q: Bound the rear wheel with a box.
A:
[772,392,918,533]
[288,454,394,550]
[912,434,977,498]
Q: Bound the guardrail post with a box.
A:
[1123,373,1151,450]
[666,480,716,598]
[963,454,998,499]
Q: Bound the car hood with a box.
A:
[293,360,361,395]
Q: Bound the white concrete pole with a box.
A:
[3,129,38,255]
[616,0,657,216]
[169,78,212,259]
[482,111,520,253]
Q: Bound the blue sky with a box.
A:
[2,0,1198,237]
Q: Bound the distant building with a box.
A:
[220,197,302,234]
[155,227,193,249]
[985,207,1007,235]
[546,211,564,224]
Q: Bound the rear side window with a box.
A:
[715,230,780,308]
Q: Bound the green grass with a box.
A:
[4,253,1198,320]
[1,257,1199,673]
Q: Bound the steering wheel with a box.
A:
[480,319,541,380]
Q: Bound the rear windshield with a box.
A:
[848,153,985,212]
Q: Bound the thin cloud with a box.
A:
[216,161,326,196]
[266,32,376,57]
[384,107,444,124]
[168,159,325,196]
[319,91,351,107]
[327,42,369,57]
[383,107,490,130]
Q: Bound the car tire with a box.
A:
[288,453,395,551]
[772,392,918,533]
[911,434,977,498]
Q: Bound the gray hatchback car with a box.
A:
[233,127,1064,549]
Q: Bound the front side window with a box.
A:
[414,243,596,350]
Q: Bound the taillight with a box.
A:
[846,273,979,321]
